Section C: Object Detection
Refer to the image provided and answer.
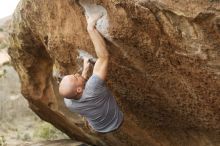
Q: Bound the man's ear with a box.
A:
[76,87,82,93]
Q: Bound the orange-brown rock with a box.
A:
[8,0,220,145]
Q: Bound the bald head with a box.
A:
[59,73,86,99]
[59,75,77,98]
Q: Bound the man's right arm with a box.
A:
[87,17,109,81]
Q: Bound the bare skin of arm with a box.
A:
[86,15,109,80]
[81,57,90,80]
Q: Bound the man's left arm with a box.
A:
[81,57,90,80]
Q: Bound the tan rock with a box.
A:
[8,0,220,145]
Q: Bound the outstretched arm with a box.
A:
[81,57,90,80]
[86,14,109,80]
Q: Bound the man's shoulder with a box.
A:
[83,74,108,97]
[86,74,105,89]
[86,74,105,86]
[88,73,104,81]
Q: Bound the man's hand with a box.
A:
[82,57,91,80]
[86,13,103,31]
[83,57,90,71]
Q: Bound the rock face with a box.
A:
[8,0,220,145]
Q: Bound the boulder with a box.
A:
[8,0,220,145]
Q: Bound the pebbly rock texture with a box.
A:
[8,0,220,145]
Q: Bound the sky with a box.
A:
[0,0,20,19]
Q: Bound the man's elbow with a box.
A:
[99,54,109,60]
[97,56,109,64]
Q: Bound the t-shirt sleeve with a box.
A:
[84,74,107,96]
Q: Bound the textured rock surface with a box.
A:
[23,139,90,146]
[8,0,220,145]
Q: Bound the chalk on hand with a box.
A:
[79,0,110,39]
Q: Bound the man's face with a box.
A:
[71,73,85,87]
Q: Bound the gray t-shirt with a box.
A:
[64,74,124,133]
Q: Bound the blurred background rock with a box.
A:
[0,15,77,146]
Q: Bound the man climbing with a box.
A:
[59,13,124,133]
